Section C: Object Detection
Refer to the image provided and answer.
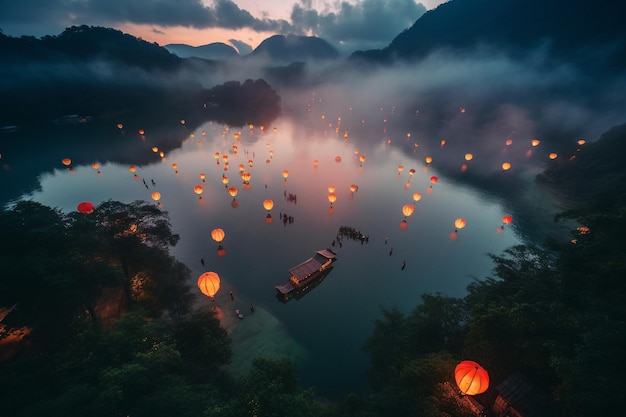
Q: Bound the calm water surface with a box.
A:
[4,109,567,397]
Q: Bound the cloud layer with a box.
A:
[0,0,428,54]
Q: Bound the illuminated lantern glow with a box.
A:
[180,119,186,125]
[505,138,513,146]
[152,147,159,153]
[193,185,203,196]
[117,123,123,129]
[197,272,220,299]
[577,139,586,146]
[409,168,416,177]
[440,139,446,147]
[350,184,358,194]
[402,204,415,218]
[454,360,489,395]
[464,153,474,161]
[129,165,137,173]
[398,165,404,174]
[171,163,178,171]
[454,218,467,231]
[61,158,72,166]
[412,192,422,202]
[139,129,145,135]
[359,155,366,164]
[549,153,558,160]
[501,162,511,171]
[328,185,336,194]
[77,201,95,214]
[531,139,541,147]
[263,199,274,211]
[211,228,225,244]
[430,175,439,184]
[425,156,433,164]
[228,187,238,198]
[282,170,289,180]
[221,176,229,187]
[91,163,100,170]
[313,159,319,167]
[241,172,251,184]
[151,191,161,202]
[335,156,342,163]
[328,193,337,206]
[199,173,206,182]
[502,215,513,225]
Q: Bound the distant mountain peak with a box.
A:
[249,34,339,63]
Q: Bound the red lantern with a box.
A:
[454,360,489,395]
[77,201,94,214]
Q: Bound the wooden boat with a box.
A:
[275,249,337,302]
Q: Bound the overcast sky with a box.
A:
[0,0,447,55]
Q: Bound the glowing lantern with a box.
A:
[91,163,100,170]
[430,175,439,184]
[117,123,123,129]
[151,191,161,202]
[350,184,358,194]
[152,146,159,153]
[241,172,251,184]
[222,155,229,163]
[531,139,541,147]
[328,185,336,194]
[359,155,366,164]
[61,158,72,166]
[505,138,513,146]
[549,153,558,160]
[577,139,586,146]
[214,152,220,161]
[180,119,186,125]
[454,218,467,231]
[409,168,416,177]
[440,139,446,147]
[199,173,206,182]
[193,185,203,196]
[129,165,137,173]
[402,204,415,218]
[464,153,474,161]
[502,214,513,225]
[263,199,274,211]
[313,159,319,167]
[228,187,238,198]
[454,360,489,395]
[328,193,337,206]
[138,129,145,135]
[221,175,229,187]
[398,165,404,174]
[171,163,178,171]
[425,156,433,164]
[412,192,422,202]
[211,228,225,244]
[77,201,94,214]
[501,162,511,171]
[197,272,220,299]
[335,156,342,163]
[282,170,289,180]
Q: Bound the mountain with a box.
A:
[351,0,625,71]
[164,42,239,60]
[248,34,339,63]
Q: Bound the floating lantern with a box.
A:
[455,360,489,395]
[151,191,161,202]
[77,201,95,214]
[197,272,220,299]
[454,218,467,231]
[211,228,225,244]
[61,158,72,166]
[501,162,511,171]
[402,204,414,218]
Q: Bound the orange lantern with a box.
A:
[129,165,137,173]
[241,172,251,184]
[77,201,94,214]
[531,139,541,147]
[350,184,358,194]
[211,228,225,244]
[412,192,422,202]
[282,169,289,180]
[402,204,415,218]
[454,360,489,395]
[464,153,474,161]
[502,214,513,225]
[328,193,337,206]
[263,199,274,211]
[138,129,145,135]
[501,162,511,171]
[61,158,72,166]
[197,272,220,299]
[228,187,238,198]
[549,153,558,160]
[454,218,467,231]
[335,156,342,163]
[193,185,203,196]
[151,191,161,202]
[430,175,439,184]
[328,185,336,194]
[199,173,206,182]
[425,156,432,164]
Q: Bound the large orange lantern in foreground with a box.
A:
[211,228,225,244]
[77,201,95,214]
[454,360,489,395]
[197,272,220,299]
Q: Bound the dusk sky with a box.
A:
[0,0,447,55]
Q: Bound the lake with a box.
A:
[0,96,572,398]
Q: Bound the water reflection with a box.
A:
[2,110,569,397]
